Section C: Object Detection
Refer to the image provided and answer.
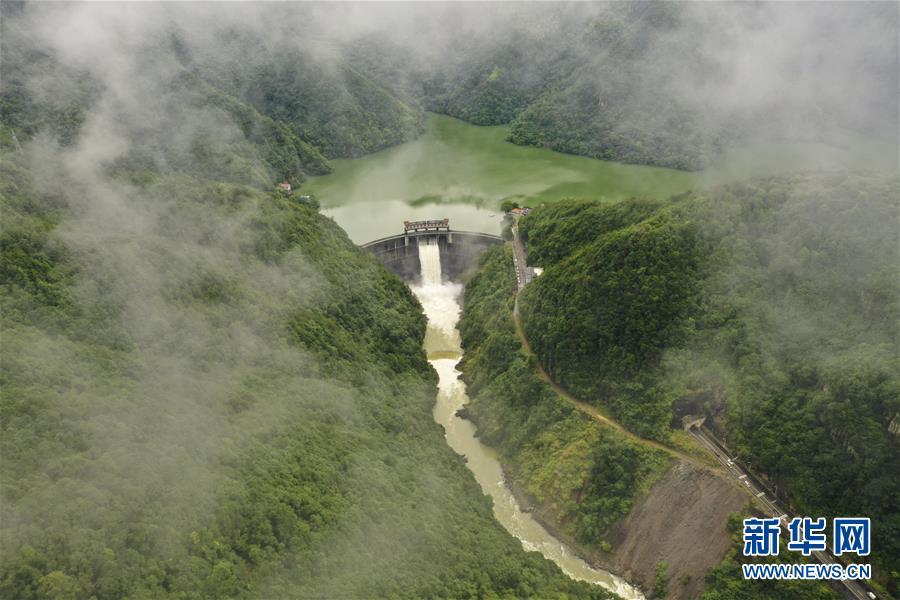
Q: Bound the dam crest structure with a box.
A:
[361,219,504,282]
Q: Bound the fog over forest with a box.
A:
[6,2,899,162]
[1,2,898,600]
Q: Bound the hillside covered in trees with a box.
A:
[408,3,898,171]
[0,3,424,188]
[514,173,899,594]
[458,246,672,552]
[0,119,619,600]
[0,3,617,599]
[4,3,897,176]
[457,243,851,600]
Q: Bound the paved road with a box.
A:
[508,230,875,600]
[689,427,872,600]
[510,221,529,291]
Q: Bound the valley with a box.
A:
[2,3,897,600]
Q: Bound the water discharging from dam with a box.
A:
[409,238,644,599]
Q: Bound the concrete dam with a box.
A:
[362,220,504,282]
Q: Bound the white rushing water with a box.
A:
[409,238,645,600]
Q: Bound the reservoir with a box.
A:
[302,114,695,243]
[302,113,898,244]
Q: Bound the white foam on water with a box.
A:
[409,237,645,600]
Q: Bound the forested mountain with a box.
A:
[183,29,424,159]
[0,35,331,189]
[0,3,614,599]
[458,244,845,600]
[411,3,898,171]
[2,152,619,598]
[516,174,900,592]
[0,3,423,187]
[2,2,897,599]
[458,246,672,552]
[428,3,714,170]
[3,2,897,176]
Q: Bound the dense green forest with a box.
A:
[0,66,328,189]
[4,2,896,176]
[503,5,713,171]
[519,197,704,439]
[401,3,718,170]
[0,4,423,183]
[458,246,671,551]
[457,243,852,600]
[516,173,900,593]
[189,30,425,159]
[0,152,617,599]
[412,2,898,172]
[0,4,618,598]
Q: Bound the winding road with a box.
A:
[508,222,875,600]
[512,297,714,472]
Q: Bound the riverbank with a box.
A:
[497,451,640,585]
[413,239,642,599]
[456,245,748,599]
[464,404,744,600]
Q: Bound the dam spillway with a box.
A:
[362,229,504,282]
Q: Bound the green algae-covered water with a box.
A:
[302,114,695,243]
[302,113,898,244]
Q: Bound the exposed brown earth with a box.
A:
[505,458,745,599]
[603,461,746,599]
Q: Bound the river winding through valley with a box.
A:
[409,239,644,599]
